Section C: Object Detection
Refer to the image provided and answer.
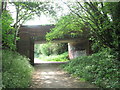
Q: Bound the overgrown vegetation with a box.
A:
[36,52,69,62]
[1,2,62,88]
[46,2,120,60]
[2,1,120,88]
[34,43,68,62]
[2,50,34,88]
[2,11,16,50]
[61,48,120,88]
[2,2,61,46]
[34,43,68,56]
[46,2,120,88]
[46,15,86,41]
[2,5,34,88]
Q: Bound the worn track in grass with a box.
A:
[30,62,97,88]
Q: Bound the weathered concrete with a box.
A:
[17,25,90,65]
[17,25,54,65]
[68,40,89,59]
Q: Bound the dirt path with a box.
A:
[30,63,97,88]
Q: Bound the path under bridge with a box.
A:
[17,25,92,65]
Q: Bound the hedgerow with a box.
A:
[62,49,120,88]
[2,50,34,88]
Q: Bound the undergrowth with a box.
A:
[2,50,34,88]
[36,52,69,62]
[61,49,120,88]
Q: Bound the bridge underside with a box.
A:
[35,38,87,44]
[17,25,91,65]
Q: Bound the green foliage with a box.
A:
[40,43,51,56]
[87,2,120,52]
[2,50,34,88]
[46,2,120,58]
[5,2,62,46]
[46,15,86,41]
[34,43,68,56]
[37,52,69,62]
[10,2,61,26]
[2,11,16,50]
[62,48,120,88]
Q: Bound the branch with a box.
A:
[13,10,30,27]
[62,1,83,19]
[77,2,102,31]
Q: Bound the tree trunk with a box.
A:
[1,2,7,12]
[14,5,19,46]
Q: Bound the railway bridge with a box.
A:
[17,25,91,65]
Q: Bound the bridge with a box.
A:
[17,24,91,65]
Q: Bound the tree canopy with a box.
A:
[46,2,120,58]
[2,10,16,50]
[2,1,61,50]
[46,14,87,41]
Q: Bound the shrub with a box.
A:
[2,50,34,88]
[39,43,52,56]
[62,48,120,88]
[50,52,68,61]
[2,11,16,50]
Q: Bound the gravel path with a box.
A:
[30,63,97,88]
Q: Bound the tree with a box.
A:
[73,2,120,59]
[46,1,120,60]
[46,14,88,41]
[10,2,60,45]
[2,10,16,50]
[2,1,61,50]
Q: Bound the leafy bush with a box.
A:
[39,43,52,56]
[62,49,120,88]
[38,52,69,62]
[2,50,34,88]
[49,52,69,61]
[2,11,16,50]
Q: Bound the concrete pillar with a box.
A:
[16,33,34,65]
[17,40,34,65]
[68,40,89,59]
[29,39,34,65]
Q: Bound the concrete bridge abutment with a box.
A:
[68,40,89,59]
[17,25,91,65]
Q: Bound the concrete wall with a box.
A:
[17,40,34,65]
[17,25,91,65]
[16,32,34,65]
[68,40,89,59]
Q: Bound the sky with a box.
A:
[24,14,55,25]
[8,1,70,25]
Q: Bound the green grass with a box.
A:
[36,52,69,62]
